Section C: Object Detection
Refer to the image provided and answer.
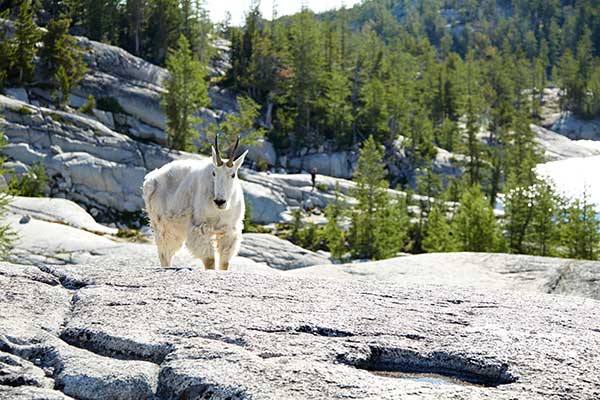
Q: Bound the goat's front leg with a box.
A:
[185,223,217,270]
[216,229,242,271]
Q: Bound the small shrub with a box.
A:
[96,97,125,114]
[315,183,328,192]
[9,162,48,197]
[116,228,148,242]
[79,94,96,115]
[17,106,34,115]
[49,113,65,123]
[256,158,269,172]
[0,135,17,258]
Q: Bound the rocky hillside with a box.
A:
[3,189,600,399]
[3,20,600,227]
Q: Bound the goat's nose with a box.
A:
[214,199,226,207]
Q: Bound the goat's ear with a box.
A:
[211,146,219,166]
[233,150,248,170]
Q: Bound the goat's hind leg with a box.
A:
[153,220,186,267]
[186,224,216,269]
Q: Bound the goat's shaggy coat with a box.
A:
[142,147,247,270]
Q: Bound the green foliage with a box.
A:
[422,201,456,253]
[0,131,17,259]
[560,191,600,260]
[349,136,407,259]
[504,178,562,256]
[79,94,96,115]
[452,185,502,252]
[96,97,125,114]
[290,208,303,244]
[285,208,326,252]
[206,95,265,154]
[17,106,33,115]
[323,184,346,260]
[82,0,121,44]
[10,0,42,84]
[256,158,269,172]
[162,35,209,151]
[9,162,48,197]
[0,10,11,90]
[39,17,87,107]
[145,0,181,64]
[315,183,328,193]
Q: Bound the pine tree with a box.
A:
[375,194,409,259]
[39,18,87,107]
[323,184,346,260]
[422,201,456,253]
[192,0,213,64]
[349,135,387,259]
[146,0,181,65]
[161,35,209,151]
[462,52,486,187]
[0,10,12,89]
[289,9,325,146]
[11,0,42,84]
[358,78,389,143]
[529,180,561,256]
[0,127,17,259]
[561,190,600,260]
[322,67,353,146]
[556,49,584,114]
[410,108,437,166]
[349,136,406,260]
[452,185,501,252]
[125,0,148,55]
[206,95,265,152]
[83,0,120,44]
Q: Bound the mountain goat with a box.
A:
[142,137,248,270]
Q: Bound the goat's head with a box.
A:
[210,135,248,210]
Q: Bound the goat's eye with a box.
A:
[212,171,215,176]
[231,173,235,178]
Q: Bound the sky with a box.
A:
[205,0,362,25]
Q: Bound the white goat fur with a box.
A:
[142,151,247,270]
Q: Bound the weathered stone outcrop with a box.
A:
[0,93,367,224]
[533,124,600,161]
[291,252,600,300]
[239,233,330,270]
[1,260,599,399]
[3,196,328,270]
[8,196,118,235]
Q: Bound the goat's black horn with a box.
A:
[214,135,223,165]
[227,136,240,166]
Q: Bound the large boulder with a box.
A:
[241,179,291,223]
[243,138,277,167]
[549,112,600,141]
[0,94,196,217]
[7,196,117,235]
[288,151,357,179]
[533,124,600,161]
[0,260,598,399]
[239,233,331,270]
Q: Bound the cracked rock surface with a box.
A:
[1,261,599,399]
[292,252,600,300]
